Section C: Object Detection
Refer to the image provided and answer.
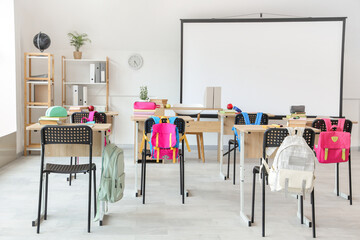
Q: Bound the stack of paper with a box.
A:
[133,109,156,116]
[39,116,67,125]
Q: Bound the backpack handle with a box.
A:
[323,118,345,132]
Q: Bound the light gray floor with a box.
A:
[0,147,359,240]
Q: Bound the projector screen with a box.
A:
[181,18,346,116]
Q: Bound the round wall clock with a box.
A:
[128,54,143,70]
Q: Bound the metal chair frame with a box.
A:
[36,125,96,233]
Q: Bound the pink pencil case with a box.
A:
[134,102,160,110]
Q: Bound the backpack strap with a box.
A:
[254,112,263,125]
[336,118,346,132]
[151,116,161,124]
[241,112,251,125]
[232,126,241,151]
[169,117,177,124]
[294,127,305,137]
[286,127,295,136]
[179,134,191,153]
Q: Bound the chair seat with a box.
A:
[253,165,260,174]
[45,163,96,174]
[142,149,183,159]
[229,139,238,145]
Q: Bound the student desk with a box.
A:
[233,125,320,227]
[26,123,111,157]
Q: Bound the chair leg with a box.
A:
[44,173,49,220]
[75,157,78,179]
[88,165,92,233]
[233,140,236,185]
[348,155,352,205]
[262,167,266,237]
[227,143,231,179]
[336,163,339,196]
[182,155,185,204]
[140,152,144,196]
[311,190,316,238]
[251,170,256,223]
[69,157,72,186]
[93,169,97,217]
[196,134,201,160]
[36,153,45,234]
[142,153,147,204]
[180,154,183,195]
[300,196,304,224]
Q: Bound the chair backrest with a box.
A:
[262,128,315,158]
[71,112,107,124]
[41,125,93,145]
[235,113,269,125]
[144,117,186,135]
[312,119,352,133]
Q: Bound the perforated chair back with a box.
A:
[41,125,93,145]
[144,117,186,134]
[71,112,107,124]
[235,113,269,125]
[262,128,315,158]
[312,119,352,133]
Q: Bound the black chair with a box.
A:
[251,128,316,238]
[36,126,96,233]
[225,113,268,184]
[141,117,186,204]
[312,119,353,205]
[67,112,106,185]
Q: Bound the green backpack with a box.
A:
[94,140,125,221]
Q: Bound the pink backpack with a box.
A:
[151,121,179,163]
[315,119,351,164]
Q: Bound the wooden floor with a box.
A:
[0,147,359,239]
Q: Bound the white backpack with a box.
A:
[262,128,316,197]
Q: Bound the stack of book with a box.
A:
[219,109,237,114]
[69,106,89,113]
[39,116,67,125]
[133,109,156,116]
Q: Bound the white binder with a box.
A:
[83,86,88,106]
[90,64,95,83]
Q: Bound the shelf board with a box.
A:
[64,82,106,85]
[63,59,106,62]
[27,106,48,109]
[26,81,54,85]
[64,105,106,108]
[26,144,41,151]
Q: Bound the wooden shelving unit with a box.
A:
[24,52,54,155]
[61,56,109,111]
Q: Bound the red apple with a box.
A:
[227,103,233,110]
[88,105,95,111]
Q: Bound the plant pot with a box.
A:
[73,51,82,59]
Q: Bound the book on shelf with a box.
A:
[219,109,237,114]
[69,106,89,112]
[100,62,106,83]
[39,116,67,125]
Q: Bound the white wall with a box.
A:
[14,0,360,147]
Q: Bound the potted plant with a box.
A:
[139,86,149,101]
[67,31,91,59]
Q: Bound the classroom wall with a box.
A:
[14,0,360,147]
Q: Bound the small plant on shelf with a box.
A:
[140,86,149,101]
[67,31,91,59]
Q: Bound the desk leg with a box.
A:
[134,121,141,197]
[219,115,226,180]
[239,131,251,226]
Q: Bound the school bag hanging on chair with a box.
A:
[140,116,190,163]
[94,136,125,221]
[315,118,351,164]
[262,128,316,196]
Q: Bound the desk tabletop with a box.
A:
[26,123,112,131]
[218,112,275,117]
[234,125,321,133]
[67,111,119,116]
[131,115,194,122]
[167,107,222,111]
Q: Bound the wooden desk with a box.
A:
[233,125,320,226]
[26,123,111,157]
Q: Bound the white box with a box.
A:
[204,87,214,108]
[213,87,222,108]
[72,85,79,106]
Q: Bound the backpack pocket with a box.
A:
[274,169,314,194]
[112,172,125,203]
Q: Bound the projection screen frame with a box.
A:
[180,17,347,117]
